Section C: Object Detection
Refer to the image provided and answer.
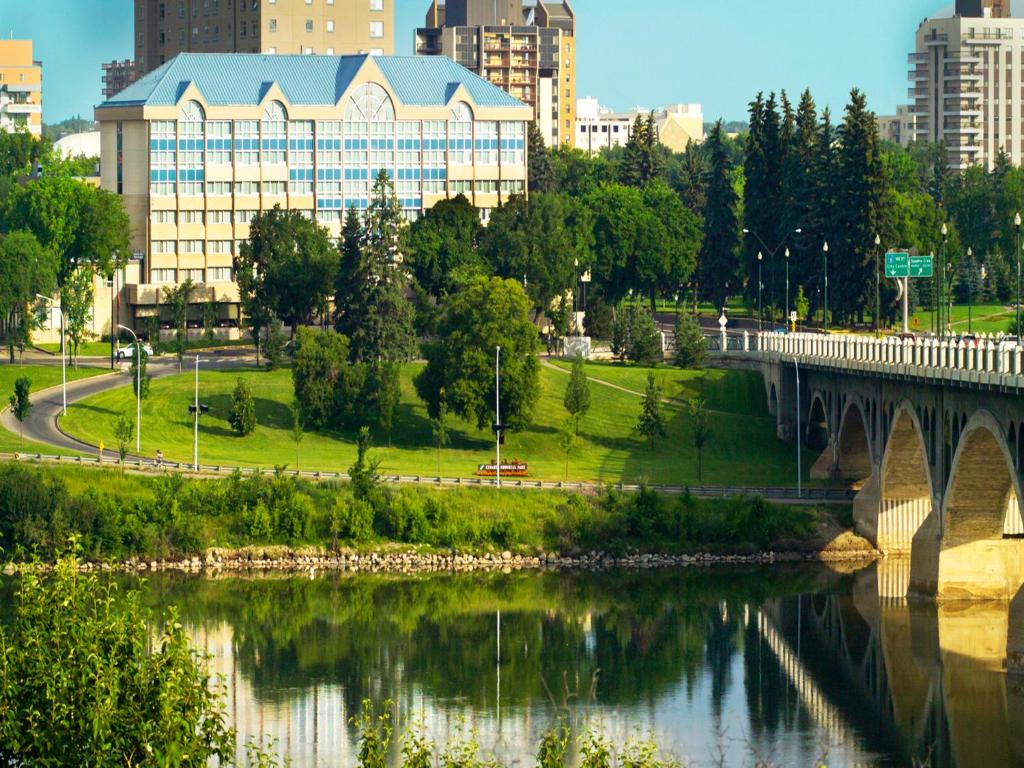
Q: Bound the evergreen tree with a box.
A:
[687,396,712,483]
[635,373,666,448]
[628,308,662,365]
[742,93,768,302]
[671,142,708,214]
[809,108,838,319]
[527,121,555,193]
[674,313,708,369]
[562,353,591,435]
[789,90,819,298]
[622,114,656,187]
[337,171,417,364]
[642,112,662,183]
[229,377,256,436]
[835,89,886,324]
[698,121,740,310]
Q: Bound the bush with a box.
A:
[228,377,257,436]
[674,313,709,369]
[0,552,236,764]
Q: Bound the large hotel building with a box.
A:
[94,53,531,333]
[909,0,1024,169]
[416,0,575,146]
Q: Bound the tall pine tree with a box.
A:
[527,121,555,193]
[698,121,740,310]
[835,89,886,324]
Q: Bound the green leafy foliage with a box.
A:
[0,230,55,362]
[162,278,194,370]
[0,551,237,765]
[229,377,257,436]
[8,376,31,443]
[128,344,151,399]
[114,413,134,465]
[687,397,712,483]
[416,276,541,432]
[563,353,591,435]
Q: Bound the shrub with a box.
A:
[0,552,236,764]
[228,377,257,436]
[674,313,709,369]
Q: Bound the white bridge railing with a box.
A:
[759,331,1024,385]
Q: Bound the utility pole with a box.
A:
[494,346,501,488]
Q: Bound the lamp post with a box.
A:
[117,324,141,453]
[743,228,801,329]
[1016,212,1022,344]
[36,294,66,416]
[940,222,948,339]
[785,247,791,327]
[822,241,829,333]
[572,257,579,335]
[494,346,502,489]
[757,252,763,332]
[966,247,974,334]
[874,234,882,334]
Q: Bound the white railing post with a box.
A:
[743,331,749,352]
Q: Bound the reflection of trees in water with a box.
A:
[137,566,832,722]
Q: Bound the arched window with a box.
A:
[261,100,287,164]
[345,83,395,122]
[179,99,205,123]
[448,101,473,165]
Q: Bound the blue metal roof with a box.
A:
[98,53,525,110]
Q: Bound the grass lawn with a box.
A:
[35,338,255,357]
[0,364,107,455]
[907,303,1015,335]
[59,363,808,487]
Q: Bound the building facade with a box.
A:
[0,40,42,136]
[575,97,704,154]
[876,105,918,148]
[133,0,394,76]
[909,11,1024,170]
[103,59,139,99]
[956,0,1010,18]
[415,1,575,146]
[94,53,531,332]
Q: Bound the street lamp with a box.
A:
[757,252,763,332]
[743,227,801,328]
[1016,212,1022,344]
[966,247,974,334]
[822,241,829,333]
[785,247,791,327]
[940,222,948,339]
[494,346,502,489]
[35,294,66,417]
[874,234,882,334]
[117,324,141,453]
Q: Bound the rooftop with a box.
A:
[97,53,526,110]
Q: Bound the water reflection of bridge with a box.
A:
[758,559,1024,768]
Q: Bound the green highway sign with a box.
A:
[885,251,933,279]
[910,255,933,278]
[886,251,909,278]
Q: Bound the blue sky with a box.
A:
[2,0,949,124]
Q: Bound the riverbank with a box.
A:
[0,460,876,573]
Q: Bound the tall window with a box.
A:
[206,120,232,165]
[396,121,422,219]
[261,101,287,164]
[423,119,446,194]
[448,102,473,165]
[234,120,258,164]
[345,83,394,210]
[500,121,524,166]
[475,120,498,166]
[289,120,314,194]
[316,120,343,215]
[150,120,177,196]
[178,100,205,196]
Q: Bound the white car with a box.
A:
[115,341,154,361]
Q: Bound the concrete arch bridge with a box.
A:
[755,332,1024,601]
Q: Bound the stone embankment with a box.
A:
[2,544,877,575]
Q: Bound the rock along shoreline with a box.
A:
[1,544,880,576]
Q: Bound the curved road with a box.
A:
[0,351,256,456]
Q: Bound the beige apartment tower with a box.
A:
[0,40,42,136]
[909,10,1024,170]
[416,0,576,146]
[134,0,393,76]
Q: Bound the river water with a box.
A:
[133,562,1024,767]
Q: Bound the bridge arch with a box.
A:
[875,401,934,554]
[806,391,830,452]
[835,398,874,484]
[942,410,1024,546]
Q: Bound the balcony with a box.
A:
[909,52,929,63]
[943,125,983,135]
[1,102,41,114]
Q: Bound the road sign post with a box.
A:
[886,252,932,333]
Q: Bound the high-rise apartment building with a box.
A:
[909,9,1024,170]
[94,53,530,331]
[0,40,42,136]
[415,0,576,146]
[956,0,1010,18]
[102,59,139,99]
[133,0,394,76]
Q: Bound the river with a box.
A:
[131,562,1024,767]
